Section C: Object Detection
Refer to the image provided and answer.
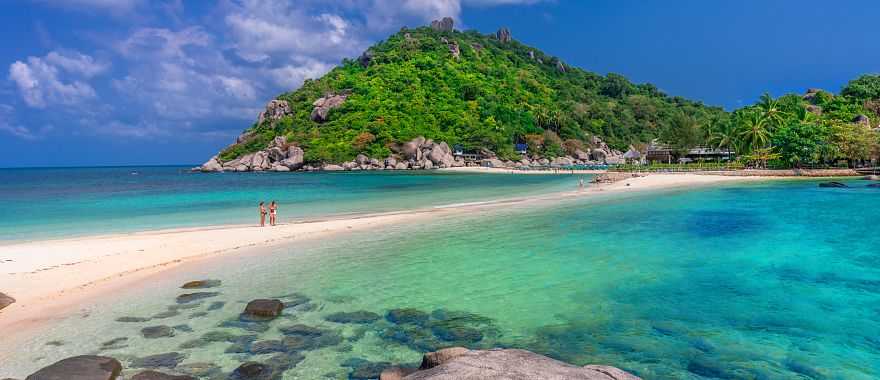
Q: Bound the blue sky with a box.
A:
[2,0,878,167]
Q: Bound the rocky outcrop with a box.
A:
[359,49,374,68]
[0,292,15,311]
[430,17,454,32]
[853,114,870,126]
[448,40,460,60]
[25,355,122,380]
[281,146,305,170]
[257,100,292,125]
[589,135,624,164]
[556,61,566,73]
[311,93,348,122]
[496,27,511,43]
[399,348,640,380]
[199,156,223,173]
[180,280,221,289]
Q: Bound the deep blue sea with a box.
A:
[1,169,878,379]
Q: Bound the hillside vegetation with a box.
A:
[220,22,723,163]
[218,20,880,169]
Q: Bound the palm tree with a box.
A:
[708,119,736,160]
[737,112,771,154]
[757,93,786,128]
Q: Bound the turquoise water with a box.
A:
[3,175,880,379]
[0,167,576,241]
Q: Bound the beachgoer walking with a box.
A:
[259,201,267,227]
[269,201,277,226]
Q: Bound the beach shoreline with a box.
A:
[0,173,798,352]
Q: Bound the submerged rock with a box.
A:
[324,310,380,324]
[242,299,284,321]
[386,308,430,326]
[379,366,418,380]
[130,352,185,369]
[180,280,221,289]
[100,337,129,350]
[141,325,174,339]
[403,348,640,380]
[175,292,219,304]
[115,316,150,323]
[131,370,196,380]
[25,355,122,380]
[818,181,848,188]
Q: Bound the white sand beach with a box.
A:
[0,173,771,348]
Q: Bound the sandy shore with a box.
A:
[0,173,775,349]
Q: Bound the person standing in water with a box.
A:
[269,201,277,226]
[259,201,267,227]
[578,177,585,191]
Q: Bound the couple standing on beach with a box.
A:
[259,201,277,227]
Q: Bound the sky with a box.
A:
[2,0,879,167]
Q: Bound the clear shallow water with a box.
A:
[0,167,576,241]
[3,177,880,379]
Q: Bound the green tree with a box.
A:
[841,74,880,101]
[736,112,771,154]
[771,122,831,167]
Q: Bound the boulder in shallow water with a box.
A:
[25,355,122,380]
[380,366,418,380]
[131,370,195,380]
[818,181,848,188]
[130,352,186,369]
[141,325,175,339]
[175,292,219,304]
[386,308,430,326]
[325,310,380,324]
[0,292,16,311]
[405,348,640,380]
[866,183,880,188]
[419,347,470,370]
[243,299,284,320]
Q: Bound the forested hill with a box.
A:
[216,18,724,164]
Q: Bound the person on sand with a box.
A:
[269,201,277,226]
[259,201,267,227]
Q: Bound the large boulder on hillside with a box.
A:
[403,141,423,161]
[250,151,270,171]
[267,147,286,162]
[551,157,574,166]
[430,17,454,32]
[25,355,122,380]
[402,348,640,380]
[322,164,344,171]
[281,146,304,170]
[428,142,454,167]
[311,93,348,122]
[359,49,374,68]
[496,27,511,43]
[481,158,505,168]
[257,100,292,125]
[199,156,223,172]
[0,292,14,311]
[355,154,370,165]
[854,114,871,126]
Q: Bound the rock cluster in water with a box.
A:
[18,278,638,380]
[389,347,641,380]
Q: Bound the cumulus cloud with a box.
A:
[8,51,106,108]
[225,0,363,63]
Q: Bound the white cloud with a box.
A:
[8,51,102,108]
[118,27,211,63]
[225,0,363,63]
[268,58,334,89]
[45,51,110,77]
[32,0,143,14]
